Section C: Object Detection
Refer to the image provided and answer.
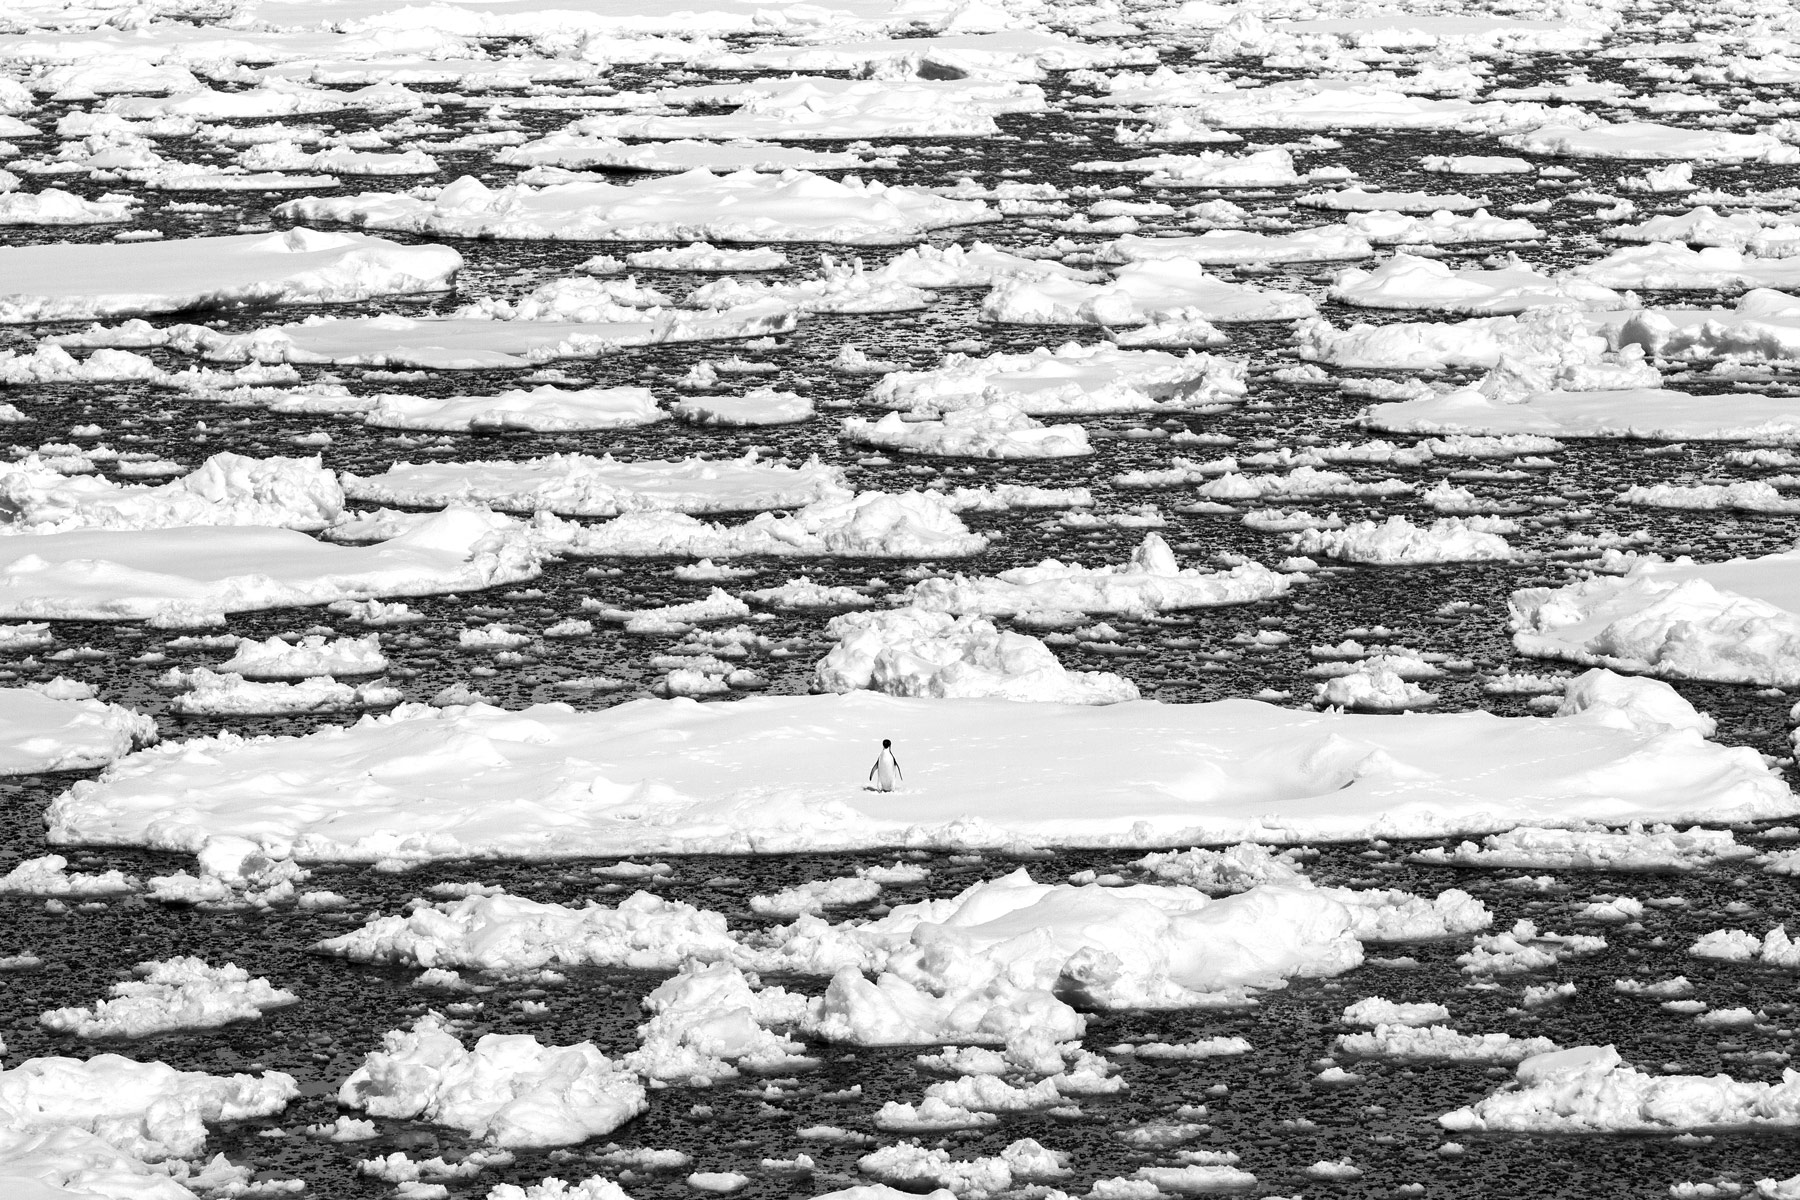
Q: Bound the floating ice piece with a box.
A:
[40,957,296,1038]
[1413,823,1750,871]
[1363,385,1800,442]
[1300,187,1485,213]
[0,507,544,624]
[217,635,388,679]
[1315,662,1437,711]
[100,83,382,120]
[105,305,796,369]
[1511,551,1800,685]
[1337,1024,1559,1062]
[1344,209,1544,245]
[687,258,933,314]
[624,243,788,272]
[165,669,402,716]
[339,1012,646,1148]
[672,388,812,426]
[901,533,1292,617]
[364,386,666,433]
[280,170,996,245]
[1121,83,1558,134]
[1618,481,1800,513]
[1329,254,1622,314]
[501,134,883,173]
[1289,516,1516,564]
[1602,289,1800,363]
[0,687,155,774]
[1421,155,1532,174]
[0,452,342,534]
[239,142,438,175]
[551,490,988,559]
[859,1139,1067,1197]
[1131,843,1310,892]
[1342,997,1451,1026]
[564,77,1036,141]
[868,342,1243,417]
[0,187,135,225]
[1574,244,1800,292]
[345,453,844,517]
[709,29,1140,76]
[814,608,1139,703]
[0,227,459,323]
[0,1053,297,1161]
[42,674,1791,861]
[1458,919,1606,974]
[628,960,812,1082]
[0,853,137,896]
[985,260,1316,324]
[874,241,1095,288]
[1197,467,1413,501]
[1077,147,1315,187]
[1690,926,1800,966]
[1298,306,1634,373]
[1501,121,1800,163]
[317,890,742,971]
[843,403,1091,459]
[1440,1044,1800,1132]
[1097,227,1372,265]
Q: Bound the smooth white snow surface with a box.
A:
[45,674,1791,862]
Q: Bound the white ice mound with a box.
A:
[0,227,459,323]
[1501,121,1800,163]
[165,669,402,716]
[0,452,343,534]
[813,608,1139,703]
[0,686,155,774]
[338,1012,646,1148]
[1097,226,1372,265]
[1510,551,1800,686]
[40,957,297,1039]
[364,385,666,433]
[44,679,1793,861]
[217,633,387,679]
[554,490,988,559]
[901,533,1293,617]
[0,506,544,624]
[1329,253,1622,314]
[279,170,996,245]
[344,453,844,516]
[0,1053,298,1160]
[867,342,1245,417]
[1439,1044,1800,1132]
[842,403,1091,459]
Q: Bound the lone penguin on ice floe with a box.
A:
[869,739,903,792]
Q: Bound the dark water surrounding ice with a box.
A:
[3,34,1800,1200]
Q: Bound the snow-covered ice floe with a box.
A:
[1511,550,1800,686]
[0,507,544,624]
[279,170,996,245]
[866,343,1245,417]
[0,684,155,774]
[1363,385,1800,442]
[362,385,666,433]
[43,671,1790,862]
[841,404,1091,459]
[1329,254,1621,314]
[39,956,296,1038]
[0,227,459,323]
[0,452,343,534]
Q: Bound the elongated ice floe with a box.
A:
[813,608,1139,703]
[1329,254,1622,314]
[1500,121,1800,163]
[1511,550,1800,686]
[344,453,844,516]
[1602,289,1800,364]
[900,533,1294,617]
[0,506,544,624]
[1412,824,1753,871]
[43,672,1792,861]
[1289,516,1516,564]
[0,452,343,534]
[985,260,1315,324]
[0,685,155,774]
[547,490,989,559]
[842,403,1091,458]
[499,133,884,173]
[279,169,996,244]
[362,385,666,432]
[0,227,459,323]
[1573,243,1800,292]
[867,342,1245,416]
[1440,1044,1800,1132]
[1363,384,1800,442]
[1097,227,1373,265]
[559,77,1032,140]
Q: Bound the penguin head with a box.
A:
[882,739,891,748]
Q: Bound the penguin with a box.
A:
[869,739,903,792]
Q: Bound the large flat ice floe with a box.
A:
[867,343,1246,417]
[0,452,343,534]
[0,227,459,323]
[0,685,156,774]
[0,507,543,624]
[1363,385,1800,442]
[344,453,844,516]
[44,672,1791,861]
[1511,550,1800,686]
[280,170,996,244]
